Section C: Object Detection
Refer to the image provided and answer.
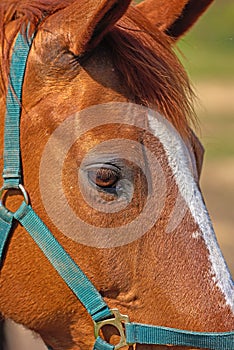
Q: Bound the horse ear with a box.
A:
[136,0,214,40]
[44,0,131,54]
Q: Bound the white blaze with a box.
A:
[148,110,234,311]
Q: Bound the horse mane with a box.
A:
[0,0,196,137]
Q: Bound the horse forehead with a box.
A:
[23,47,131,118]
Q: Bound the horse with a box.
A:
[0,0,233,350]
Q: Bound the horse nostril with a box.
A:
[99,289,120,299]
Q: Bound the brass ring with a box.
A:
[94,309,131,350]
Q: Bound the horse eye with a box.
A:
[88,167,120,188]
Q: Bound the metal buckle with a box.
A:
[94,309,130,349]
[0,184,29,212]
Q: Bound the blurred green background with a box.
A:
[178,0,234,80]
[136,0,234,276]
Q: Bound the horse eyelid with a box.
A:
[83,162,122,172]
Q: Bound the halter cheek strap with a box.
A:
[0,29,233,350]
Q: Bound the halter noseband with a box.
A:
[0,29,233,350]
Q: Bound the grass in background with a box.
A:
[201,112,234,159]
[177,0,234,80]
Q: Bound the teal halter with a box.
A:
[0,29,233,350]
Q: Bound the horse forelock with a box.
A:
[108,6,197,137]
[0,0,196,138]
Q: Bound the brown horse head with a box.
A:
[0,1,233,350]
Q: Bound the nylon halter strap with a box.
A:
[0,29,233,350]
